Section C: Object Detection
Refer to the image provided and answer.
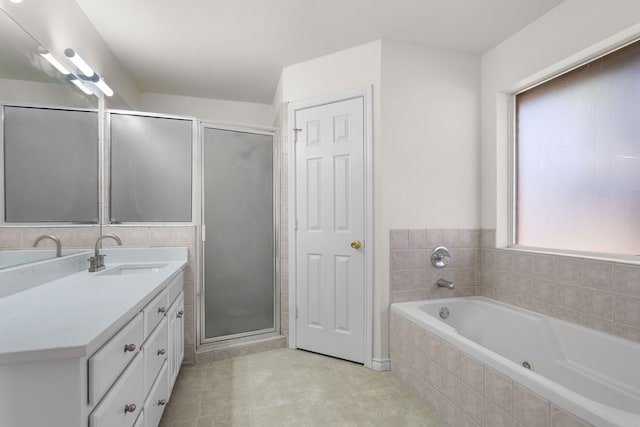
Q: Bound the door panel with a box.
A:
[295,97,365,363]
[202,128,275,341]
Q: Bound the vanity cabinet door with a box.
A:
[143,318,168,396]
[89,352,144,427]
[143,361,169,427]
[167,291,184,391]
[144,289,169,338]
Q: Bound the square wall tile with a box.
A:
[485,367,513,416]
[614,294,640,328]
[408,229,426,249]
[486,401,515,427]
[582,288,613,320]
[390,229,409,250]
[614,263,640,297]
[461,383,484,425]
[514,385,549,427]
[550,405,590,427]
[461,354,484,393]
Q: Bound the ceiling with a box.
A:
[75,0,564,104]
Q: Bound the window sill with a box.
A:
[503,245,640,266]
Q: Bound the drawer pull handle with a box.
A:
[124,403,137,414]
[177,311,184,318]
[158,399,167,406]
[124,343,136,352]
[157,348,166,356]
[158,307,167,314]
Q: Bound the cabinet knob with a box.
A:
[177,310,184,318]
[124,403,137,413]
[124,343,136,353]
[158,307,167,314]
[158,399,167,406]
[157,348,166,356]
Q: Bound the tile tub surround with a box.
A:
[390,310,594,427]
[390,228,488,304]
[478,246,640,345]
[389,228,640,344]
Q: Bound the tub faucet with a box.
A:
[33,234,62,257]
[437,278,454,290]
[89,234,123,272]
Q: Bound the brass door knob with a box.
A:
[351,240,362,249]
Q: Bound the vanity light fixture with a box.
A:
[70,78,93,95]
[95,77,114,97]
[64,47,113,97]
[64,48,97,80]
[40,52,71,75]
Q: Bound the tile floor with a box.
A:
[159,348,446,427]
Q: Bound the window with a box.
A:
[109,113,193,223]
[3,106,99,223]
[515,39,640,255]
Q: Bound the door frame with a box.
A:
[197,122,280,348]
[287,87,374,369]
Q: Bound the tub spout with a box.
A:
[437,278,454,289]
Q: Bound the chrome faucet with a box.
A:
[437,278,454,290]
[89,234,123,272]
[33,234,62,257]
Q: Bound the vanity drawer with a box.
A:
[89,312,144,404]
[144,288,169,338]
[143,361,169,427]
[167,271,184,305]
[90,351,144,427]
[143,317,168,396]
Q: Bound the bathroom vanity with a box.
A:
[0,247,187,427]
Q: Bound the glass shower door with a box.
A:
[202,126,276,342]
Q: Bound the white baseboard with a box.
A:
[371,358,391,371]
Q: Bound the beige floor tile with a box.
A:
[160,348,446,426]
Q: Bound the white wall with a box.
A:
[141,93,273,126]
[378,40,479,358]
[480,0,640,245]
[1,0,141,109]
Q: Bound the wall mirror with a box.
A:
[0,6,99,269]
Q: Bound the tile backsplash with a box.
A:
[389,228,486,303]
[389,228,640,344]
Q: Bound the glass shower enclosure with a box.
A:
[201,125,278,343]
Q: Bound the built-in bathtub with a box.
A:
[390,296,640,427]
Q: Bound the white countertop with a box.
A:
[0,248,187,364]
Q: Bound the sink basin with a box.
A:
[97,263,168,276]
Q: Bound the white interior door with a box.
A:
[294,96,365,363]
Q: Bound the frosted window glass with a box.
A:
[110,113,193,222]
[516,40,640,255]
[203,128,274,339]
[3,106,98,223]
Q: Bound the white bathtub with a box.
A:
[391,297,640,427]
